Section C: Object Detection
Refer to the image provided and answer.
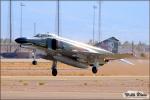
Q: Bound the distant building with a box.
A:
[95,37,119,53]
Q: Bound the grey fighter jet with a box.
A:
[15,33,134,76]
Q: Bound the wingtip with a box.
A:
[120,59,134,66]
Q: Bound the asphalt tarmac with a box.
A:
[1,76,149,99]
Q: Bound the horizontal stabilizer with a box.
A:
[119,59,134,65]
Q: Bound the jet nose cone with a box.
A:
[15,37,28,44]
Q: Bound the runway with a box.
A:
[1,59,149,76]
[1,76,149,99]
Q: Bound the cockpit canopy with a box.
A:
[34,33,58,38]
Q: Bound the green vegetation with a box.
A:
[18,80,28,86]
[23,82,28,86]
[38,82,45,86]
[19,80,23,82]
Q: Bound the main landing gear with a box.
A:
[32,60,37,65]
[32,49,37,65]
[92,66,98,74]
[51,60,57,76]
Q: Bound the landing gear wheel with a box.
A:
[32,60,37,65]
[32,49,37,65]
[52,68,57,76]
[92,67,97,74]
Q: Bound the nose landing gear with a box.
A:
[32,49,37,65]
[51,60,58,76]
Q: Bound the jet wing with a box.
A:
[55,49,133,60]
[103,53,134,60]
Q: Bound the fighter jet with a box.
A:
[15,33,134,76]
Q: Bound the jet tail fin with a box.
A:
[95,37,119,53]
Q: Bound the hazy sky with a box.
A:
[1,1,149,44]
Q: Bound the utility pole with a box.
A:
[92,5,97,45]
[98,1,101,42]
[20,2,25,37]
[9,0,12,52]
[56,0,60,36]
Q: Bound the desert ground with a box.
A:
[1,58,149,76]
[1,76,149,99]
[1,58,149,99]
